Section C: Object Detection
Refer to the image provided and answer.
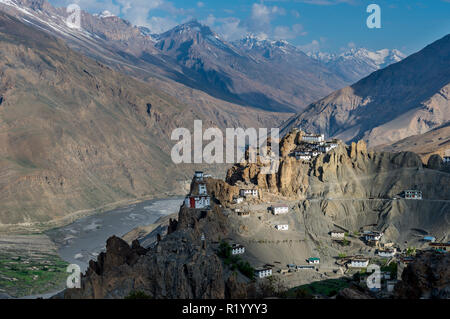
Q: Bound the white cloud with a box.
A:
[206,16,248,41]
[197,2,205,8]
[273,24,305,40]
[298,39,320,52]
[291,10,301,18]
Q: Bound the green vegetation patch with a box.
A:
[288,278,350,298]
[0,251,69,298]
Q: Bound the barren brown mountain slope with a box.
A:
[0,12,282,231]
[282,34,450,148]
[62,132,450,299]
[377,122,450,163]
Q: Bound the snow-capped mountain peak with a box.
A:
[306,47,407,82]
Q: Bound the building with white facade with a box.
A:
[233,196,244,204]
[318,142,338,153]
[307,257,320,264]
[271,205,289,215]
[255,268,272,278]
[231,244,245,255]
[194,171,204,181]
[198,183,207,195]
[377,249,396,258]
[404,190,422,200]
[330,230,345,239]
[364,231,383,241]
[240,189,258,197]
[275,224,289,231]
[184,195,210,209]
[302,133,325,144]
[295,151,312,161]
[349,258,370,268]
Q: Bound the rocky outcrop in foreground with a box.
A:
[63,187,247,299]
[395,251,450,299]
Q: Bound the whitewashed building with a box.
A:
[377,249,396,258]
[275,224,289,231]
[295,151,312,161]
[231,244,245,255]
[255,268,272,278]
[194,171,204,181]
[233,196,244,204]
[271,205,289,215]
[240,189,258,197]
[184,195,210,209]
[349,258,370,268]
[307,257,320,264]
[302,133,325,144]
[319,142,338,153]
[198,183,207,195]
[404,190,423,200]
[364,231,383,241]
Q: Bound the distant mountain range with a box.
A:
[377,122,450,163]
[307,48,406,83]
[0,0,402,113]
[283,34,450,148]
[1,0,447,229]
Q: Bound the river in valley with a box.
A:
[46,197,184,272]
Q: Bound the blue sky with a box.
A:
[51,0,450,54]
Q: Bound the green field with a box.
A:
[0,251,69,297]
[288,278,350,298]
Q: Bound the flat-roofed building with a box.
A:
[271,204,289,215]
[404,190,422,200]
[302,133,325,144]
[231,244,245,255]
[255,268,272,278]
[275,224,289,231]
[330,230,345,239]
[349,258,369,268]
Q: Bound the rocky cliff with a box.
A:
[63,182,248,299]
[395,251,450,299]
[62,131,450,299]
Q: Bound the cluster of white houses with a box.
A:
[232,188,259,205]
[293,133,339,161]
